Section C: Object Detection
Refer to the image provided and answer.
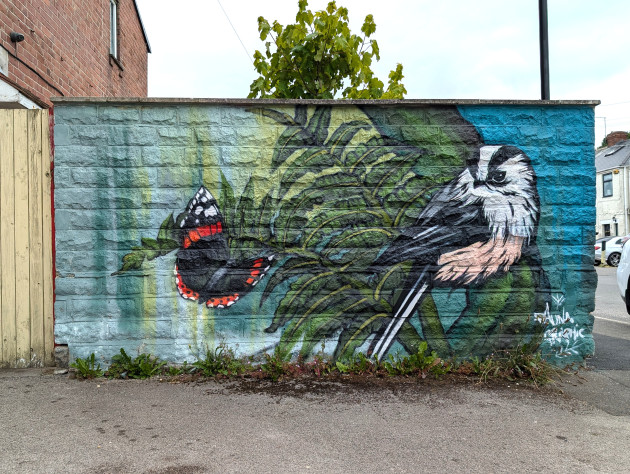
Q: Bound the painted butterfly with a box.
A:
[174,186,274,308]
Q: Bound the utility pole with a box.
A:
[539,0,550,100]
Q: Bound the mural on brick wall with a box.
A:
[110,105,553,361]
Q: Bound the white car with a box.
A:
[595,235,629,267]
[617,239,630,314]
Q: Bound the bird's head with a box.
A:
[457,145,539,241]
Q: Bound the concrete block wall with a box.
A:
[53,99,597,366]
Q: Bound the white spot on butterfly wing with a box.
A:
[204,205,218,217]
[194,206,203,215]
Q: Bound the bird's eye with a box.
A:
[489,170,506,184]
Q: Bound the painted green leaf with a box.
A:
[112,251,146,276]
[112,216,180,276]
[444,259,541,359]
[157,213,177,242]
[260,256,322,307]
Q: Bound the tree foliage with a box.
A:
[248,0,407,99]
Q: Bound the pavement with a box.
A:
[0,266,628,473]
[1,369,629,473]
[555,266,630,417]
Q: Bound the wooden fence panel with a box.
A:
[0,109,54,368]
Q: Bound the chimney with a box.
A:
[606,131,629,147]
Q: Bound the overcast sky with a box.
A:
[134,0,630,146]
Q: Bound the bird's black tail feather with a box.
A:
[371,265,431,360]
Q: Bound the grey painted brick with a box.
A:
[53,124,71,146]
[177,107,222,126]
[106,125,159,146]
[141,107,177,124]
[100,146,143,167]
[56,253,120,275]
[219,147,267,166]
[69,124,109,143]
[69,167,112,187]
[191,126,229,146]
[98,106,141,123]
[69,297,141,319]
[56,231,158,251]
[55,208,157,230]
[233,127,279,147]
[55,106,98,125]
[54,145,99,167]
[55,320,107,343]
[142,146,183,166]
[52,167,71,187]
[105,319,173,341]
[104,273,165,296]
[157,127,194,146]
[220,106,259,125]
[55,276,103,296]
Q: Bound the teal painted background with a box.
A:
[53,102,596,366]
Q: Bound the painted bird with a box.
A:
[370,145,540,360]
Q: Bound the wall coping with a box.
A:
[51,97,600,107]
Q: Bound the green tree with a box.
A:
[248,0,407,99]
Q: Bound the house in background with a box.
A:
[0,0,150,108]
[595,131,630,238]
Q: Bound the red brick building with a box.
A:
[0,0,150,108]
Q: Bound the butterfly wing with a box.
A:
[175,186,275,308]
[175,186,229,302]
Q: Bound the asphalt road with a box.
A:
[1,371,629,473]
[591,266,630,370]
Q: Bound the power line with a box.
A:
[598,100,630,107]
[216,0,253,65]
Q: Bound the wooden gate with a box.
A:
[0,109,54,367]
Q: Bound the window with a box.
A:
[110,0,118,58]
[603,173,613,197]
[603,223,611,237]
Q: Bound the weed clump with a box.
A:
[106,348,166,379]
[70,353,103,379]
[455,344,557,387]
[192,345,248,377]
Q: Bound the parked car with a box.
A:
[616,239,630,314]
[595,235,630,266]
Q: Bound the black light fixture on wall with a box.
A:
[10,32,25,43]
